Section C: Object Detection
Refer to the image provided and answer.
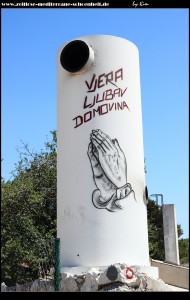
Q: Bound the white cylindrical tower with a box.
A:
[57,35,149,267]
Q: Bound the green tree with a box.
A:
[147,200,165,261]
[179,239,189,264]
[1,131,57,286]
[177,224,183,239]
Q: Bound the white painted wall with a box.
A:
[57,35,149,267]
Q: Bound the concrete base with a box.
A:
[61,264,159,279]
[60,263,160,292]
[130,265,159,279]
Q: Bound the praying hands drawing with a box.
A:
[88,129,136,212]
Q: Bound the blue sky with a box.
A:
[2,8,188,239]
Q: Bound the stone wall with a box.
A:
[151,259,189,289]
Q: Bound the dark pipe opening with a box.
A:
[60,40,90,73]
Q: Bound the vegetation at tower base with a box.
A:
[179,238,189,265]
[1,131,57,286]
[1,131,188,286]
[147,200,165,261]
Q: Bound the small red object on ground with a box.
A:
[125,267,134,279]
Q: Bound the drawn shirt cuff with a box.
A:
[116,183,132,200]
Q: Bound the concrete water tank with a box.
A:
[57,35,149,267]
